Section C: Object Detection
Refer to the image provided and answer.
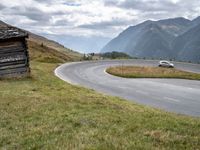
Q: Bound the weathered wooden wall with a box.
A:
[0,38,30,77]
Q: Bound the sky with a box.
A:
[0,0,200,53]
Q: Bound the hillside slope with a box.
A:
[28,40,75,63]
[0,20,82,62]
[28,33,82,61]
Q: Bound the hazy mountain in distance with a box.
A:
[102,20,176,59]
[173,24,200,62]
[126,22,175,59]
[101,16,200,63]
[157,17,191,36]
[45,34,111,53]
[191,16,200,27]
[101,20,155,54]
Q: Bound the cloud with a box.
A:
[104,0,200,19]
[0,4,6,10]
[78,18,135,30]
[1,0,199,37]
[0,0,137,37]
[0,0,199,52]
[127,1,176,11]
[10,6,51,23]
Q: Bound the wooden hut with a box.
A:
[0,27,30,78]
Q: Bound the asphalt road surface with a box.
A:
[55,60,200,117]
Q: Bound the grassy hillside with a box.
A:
[28,40,80,63]
[28,33,82,61]
[0,41,200,149]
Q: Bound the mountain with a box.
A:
[101,21,154,54]
[157,17,191,36]
[173,24,200,62]
[0,20,82,62]
[102,20,177,59]
[101,16,200,63]
[125,22,175,59]
[191,16,200,27]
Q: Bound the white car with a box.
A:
[158,60,174,68]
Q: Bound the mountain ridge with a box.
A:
[102,16,200,63]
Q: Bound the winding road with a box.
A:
[55,60,200,117]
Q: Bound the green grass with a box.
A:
[0,61,200,149]
[106,66,200,80]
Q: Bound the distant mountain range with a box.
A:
[102,16,200,63]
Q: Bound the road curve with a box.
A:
[55,60,200,117]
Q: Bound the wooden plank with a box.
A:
[0,63,27,70]
[0,35,28,42]
[0,60,26,67]
[0,45,24,50]
[0,38,30,78]
[0,52,27,58]
[0,71,29,78]
[0,54,26,63]
[0,46,25,54]
[0,41,23,47]
[0,67,28,76]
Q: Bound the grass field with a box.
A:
[106,66,200,80]
[0,45,200,149]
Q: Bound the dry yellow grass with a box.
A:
[106,66,200,80]
[28,40,82,63]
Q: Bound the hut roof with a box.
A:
[0,27,28,41]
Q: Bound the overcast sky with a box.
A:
[0,0,200,52]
